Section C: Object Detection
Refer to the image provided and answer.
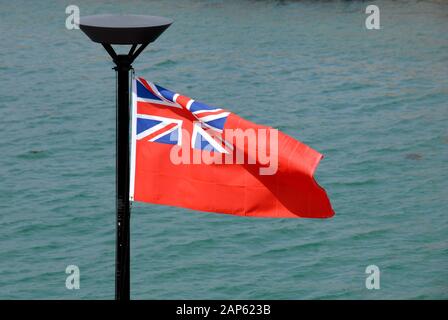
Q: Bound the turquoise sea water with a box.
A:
[0,0,447,299]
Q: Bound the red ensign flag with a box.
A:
[130,77,334,218]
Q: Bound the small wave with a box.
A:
[405,153,423,160]
[16,150,49,160]
[154,59,178,68]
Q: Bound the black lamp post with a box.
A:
[79,14,172,300]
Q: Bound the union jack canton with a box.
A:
[133,77,232,154]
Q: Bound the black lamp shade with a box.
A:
[79,14,173,44]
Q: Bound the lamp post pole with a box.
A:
[79,14,172,300]
[114,55,132,300]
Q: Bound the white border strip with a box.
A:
[193,108,222,114]
[148,125,179,143]
[197,112,230,123]
[185,99,194,110]
[137,97,180,108]
[193,122,229,154]
[129,76,137,202]
[136,121,168,140]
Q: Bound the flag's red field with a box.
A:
[130,77,334,218]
